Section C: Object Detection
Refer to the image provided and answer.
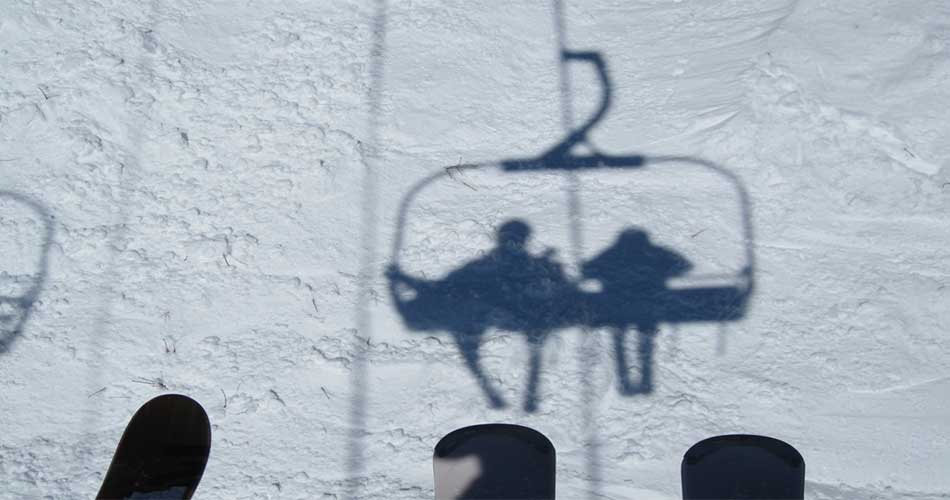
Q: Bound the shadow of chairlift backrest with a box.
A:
[387,51,755,412]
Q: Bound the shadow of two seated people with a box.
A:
[388,219,746,412]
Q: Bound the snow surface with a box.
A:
[1,0,949,498]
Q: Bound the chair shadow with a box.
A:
[0,190,53,355]
[386,51,754,412]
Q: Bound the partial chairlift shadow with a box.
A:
[390,220,577,410]
[387,52,755,412]
[0,191,53,354]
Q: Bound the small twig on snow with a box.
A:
[444,156,477,190]
[131,376,167,390]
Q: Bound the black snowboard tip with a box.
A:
[683,434,803,468]
[97,393,211,500]
[433,423,555,500]
[434,423,555,459]
[681,434,805,500]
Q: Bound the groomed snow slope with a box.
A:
[1,0,949,498]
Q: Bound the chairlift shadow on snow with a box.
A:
[386,51,755,412]
[0,190,53,355]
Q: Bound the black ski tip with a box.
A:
[97,394,211,500]
[681,434,804,500]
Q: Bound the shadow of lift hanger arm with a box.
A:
[501,51,645,172]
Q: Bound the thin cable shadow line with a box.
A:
[549,0,602,496]
[346,0,388,497]
[0,190,54,354]
[82,1,156,472]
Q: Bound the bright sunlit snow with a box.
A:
[1,0,949,498]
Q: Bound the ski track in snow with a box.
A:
[1,0,949,498]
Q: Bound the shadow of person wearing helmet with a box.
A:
[388,219,577,411]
